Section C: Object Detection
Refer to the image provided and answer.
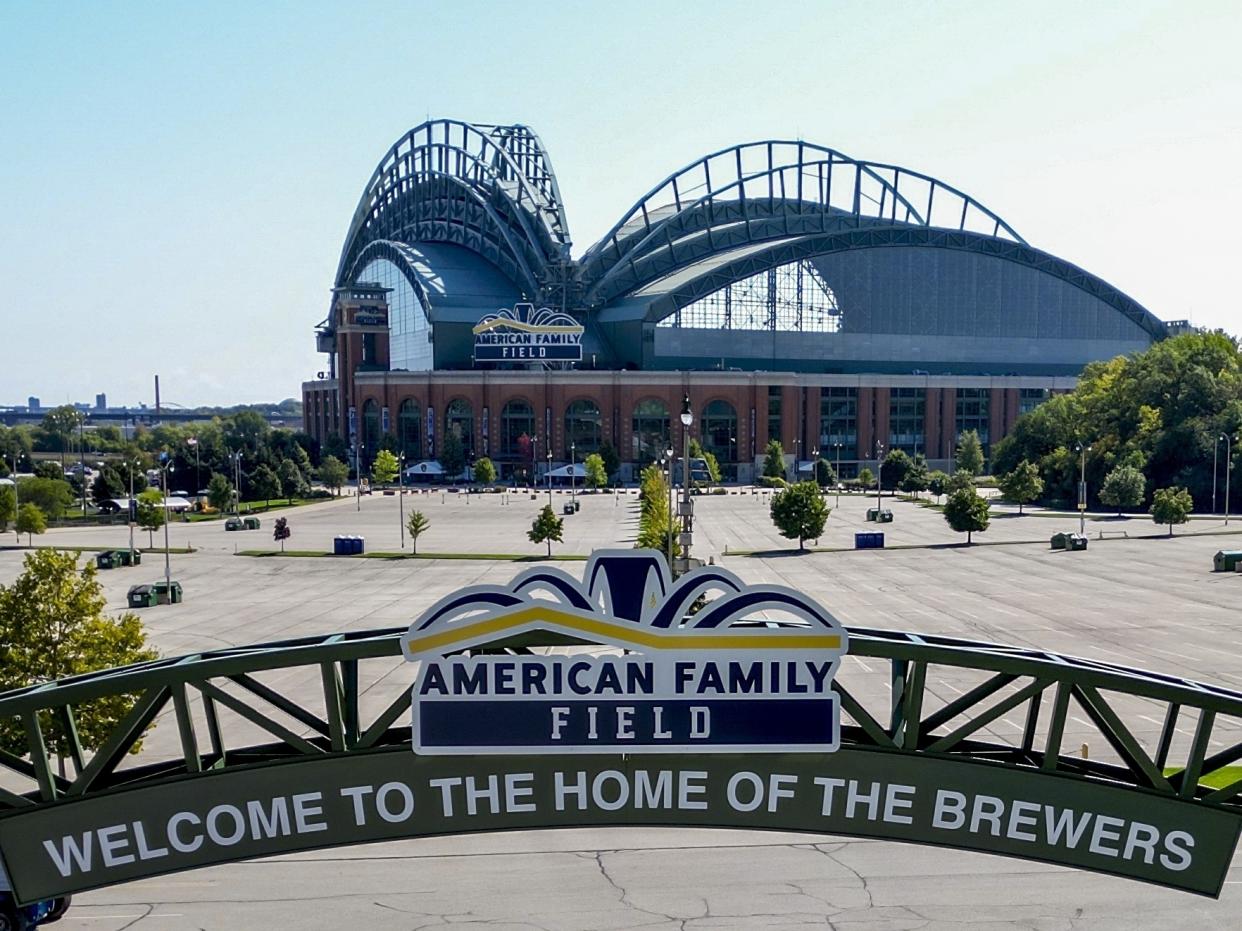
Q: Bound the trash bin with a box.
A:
[152,580,184,605]
[1213,550,1242,572]
[877,509,894,524]
[562,502,574,515]
[865,507,880,522]
[573,500,581,512]
[1050,532,1070,550]
[96,551,117,570]
[244,516,261,530]
[225,517,243,531]
[116,549,142,567]
[127,584,157,608]
[1068,534,1089,551]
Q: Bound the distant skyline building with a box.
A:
[27,396,39,411]
[95,393,107,410]
[302,120,1168,481]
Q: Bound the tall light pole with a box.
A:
[1075,442,1091,535]
[79,412,88,515]
[570,442,576,505]
[875,441,885,514]
[188,436,200,496]
[160,456,174,592]
[9,451,20,542]
[679,395,694,572]
[355,443,363,512]
[811,446,819,488]
[833,442,842,508]
[546,450,553,508]
[531,435,538,488]
[1213,435,1221,515]
[123,459,136,557]
[664,446,674,570]
[793,437,801,482]
[398,451,406,549]
[1224,434,1233,526]
[231,451,242,515]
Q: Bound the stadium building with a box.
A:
[302,120,1171,482]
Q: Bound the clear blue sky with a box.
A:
[2,0,1238,407]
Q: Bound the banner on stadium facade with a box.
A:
[473,303,584,363]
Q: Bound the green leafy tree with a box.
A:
[17,476,74,519]
[251,464,282,509]
[763,439,786,479]
[439,431,466,479]
[0,485,14,532]
[1099,465,1146,516]
[278,458,310,498]
[927,470,950,500]
[583,453,606,490]
[689,438,722,484]
[637,464,679,558]
[528,504,565,557]
[900,454,930,498]
[955,429,985,476]
[769,481,829,551]
[206,472,234,513]
[90,466,126,507]
[372,449,400,486]
[136,488,165,547]
[997,460,1044,515]
[813,458,836,488]
[407,510,430,554]
[273,516,291,552]
[35,460,65,481]
[1150,486,1193,536]
[318,455,348,496]
[947,470,976,495]
[323,433,349,464]
[39,405,84,469]
[882,449,913,491]
[944,488,991,543]
[597,441,621,483]
[15,502,46,544]
[857,467,875,489]
[473,456,497,486]
[0,550,159,760]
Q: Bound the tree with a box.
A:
[17,476,74,519]
[206,472,234,513]
[583,453,606,490]
[955,430,985,476]
[928,470,950,501]
[136,488,164,547]
[323,433,349,464]
[1151,486,1193,536]
[273,516,291,552]
[439,431,466,479]
[528,504,564,557]
[637,464,678,557]
[318,455,348,496]
[769,481,829,551]
[882,449,913,491]
[997,460,1044,515]
[900,454,930,498]
[90,466,125,507]
[407,510,430,554]
[15,502,46,544]
[813,458,836,488]
[473,456,497,486]
[0,485,14,532]
[39,405,83,469]
[947,470,976,495]
[1099,465,1146,516]
[857,467,875,489]
[35,460,66,481]
[763,439,786,479]
[278,458,310,498]
[251,464,282,509]
[372,449,399,486]
[0,551,160,762]
[944,488,991,543]
[689,438,722,484]
[597,440,621,483]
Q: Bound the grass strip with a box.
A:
[236,550,588,561]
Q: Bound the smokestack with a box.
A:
[155,374,161,423]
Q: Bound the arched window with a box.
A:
[701,400,737,462]
[362,399,381,467]
[500,399,536,459]
[445,399,474,458]
[398,399,422,461]
[564,399,601,457]
[631,399,670,464]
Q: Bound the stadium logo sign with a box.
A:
[472,303,584,362]
[401,550,848,754]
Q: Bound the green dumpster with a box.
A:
[152,580,184,605]
[127,584,157,608]
[225,517,243,531]
[1067,534,1089,551]
[95,551,118,570]
[1050,532,1070,550]
[865,507,880,522]
[1213,550,1242,572]
[877,509,894,524]
[115,549,142,567]
[243,516,261,530]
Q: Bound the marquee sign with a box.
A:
[472,303,584,362]
[402,551,846,755]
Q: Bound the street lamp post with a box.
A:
[679,396,694,572]
[398,451,406,549]
[570,442,576,505]
[8,451,19,542]
[531,435,538,488]
[123,459,136,557]
[833,442,842,507]
[793,437,801,482]
[664,446,674,570]
[546,450,553,508]
[188,437,200,497]
[354,443,364,512]
[1224,434,1233,526]
[1075,443,1091,535]
[231,452,242,515]
[811,446,819,488]
[875,442,885,514]
[79,413,88,515]
[1213,435,1221,515]
[160,458,174,593]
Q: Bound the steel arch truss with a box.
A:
[335,120,571,296]
[639,226,1168,341]
[1,624,1240,812]
[579,141,1024,306]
